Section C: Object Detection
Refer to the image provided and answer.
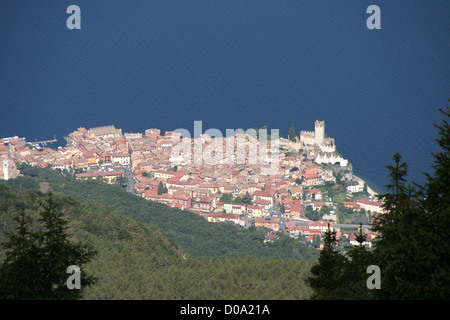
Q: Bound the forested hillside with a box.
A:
[4,164,318,260]
[0,171,316,299]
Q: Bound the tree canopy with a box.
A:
[288,124,296,141]
[306,103,450,300]
[0,192,96,299]
[0,186,315,300]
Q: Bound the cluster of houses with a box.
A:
[1,123,385,249]
[0,126,131,185]
[285,220,377,249]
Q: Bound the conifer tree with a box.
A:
[337,224,375,299]
[0,208,43,299]
[242,192,253,205]
[37,192,97,299]
[305,224,346,299]
[371,153,424,299]
[288,124,296,141]
[372,103,450,299]
[305,102,450,300]
[158,181,167,195]
[417,104,450,298]
[0,192,96,299]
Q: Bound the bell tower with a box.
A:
[2,159,9,180]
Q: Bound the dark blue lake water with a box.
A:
[1,1,450,192]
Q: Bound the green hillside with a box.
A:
[0,185,181,299]
[7,164,319,260]
[0,182,315,299]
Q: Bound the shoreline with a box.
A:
[352,174,379,198]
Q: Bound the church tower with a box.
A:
[314,120,325,145]
[2,159,9,180]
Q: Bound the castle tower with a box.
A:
[3,159,9,180]
[314,120,325,145]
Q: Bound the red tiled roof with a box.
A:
[247,205,262,210]
[356,199,382,206]
[208,212,239,220]
[253,199,271,206]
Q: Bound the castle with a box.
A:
[300,120,336,153]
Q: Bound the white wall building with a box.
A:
[314,152,348,167]
[113,153,131,166]
[346,180,364,193]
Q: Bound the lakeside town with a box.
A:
[0,121,386,250]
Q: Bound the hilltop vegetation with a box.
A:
[0,186,182,299]
[5,164,318,260]
[0,170,316,299]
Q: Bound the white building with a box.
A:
[309,220,333,233]
[113,153,131,166]
[356,198,385,214]
[350,239,372,248]
[346,180,364,193]
[88,125,123,139]
[314,152,348,167]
